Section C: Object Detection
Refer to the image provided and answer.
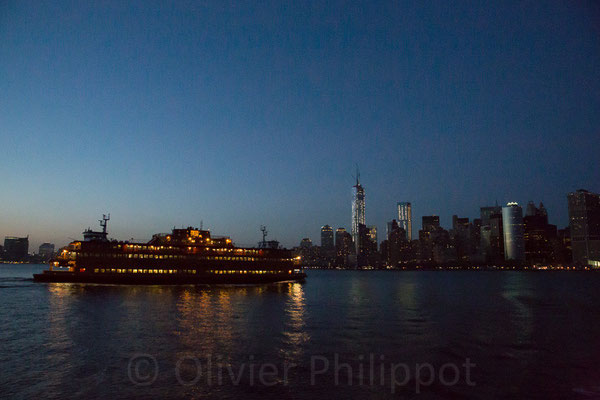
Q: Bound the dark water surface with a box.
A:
[2,265,600,399]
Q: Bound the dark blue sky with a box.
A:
[1,0,599,250]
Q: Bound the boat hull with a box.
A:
[33,271,306,285]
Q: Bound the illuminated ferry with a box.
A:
[33,215,305,284]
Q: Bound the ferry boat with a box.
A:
[33,215,306,284]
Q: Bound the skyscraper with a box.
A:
[525,201,537,217]
[568,189,600,265]
[335,227,354,268]
[422,215,440,231]
[321,225,334,248]
[480,205,503,263]
[357,223,378,268]
[451,215,474,262]
[523,201,556,264]
[502,202,525,262]
[397,202,412,241]
[351,173,365,253]
[489,212,504,262]
[335,227,349,251]
[38,243,55,260]
[297,237,318,266]
[320,225,335,259]
[418,216,451,265]
[385,219,409,267]
[480,205,502,227]
[3,236,29,261]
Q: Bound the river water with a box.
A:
[1,264,600,399]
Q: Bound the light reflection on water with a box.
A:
[280,282,308,362]
[3,266,600,399]
[44,284,73,398]
[501,272,534,346]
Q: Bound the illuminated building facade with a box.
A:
[351,176,365,253]
[397,202,412,241]
[502,202,525,262]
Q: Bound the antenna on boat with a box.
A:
[260,225,268,247]
[100,214,110,233]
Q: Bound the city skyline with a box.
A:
[293,188,597,269]
[3,182,595,252]
[1,1,599,250]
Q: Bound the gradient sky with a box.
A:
[1,0,599,251]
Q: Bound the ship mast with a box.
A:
[260,225,268,248]
[99,214,110,234]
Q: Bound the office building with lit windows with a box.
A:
[397,202,412,241]
[321,225,334,247]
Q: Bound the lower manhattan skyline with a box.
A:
[2,173,597,252]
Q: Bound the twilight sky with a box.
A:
[1,0,599,251]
